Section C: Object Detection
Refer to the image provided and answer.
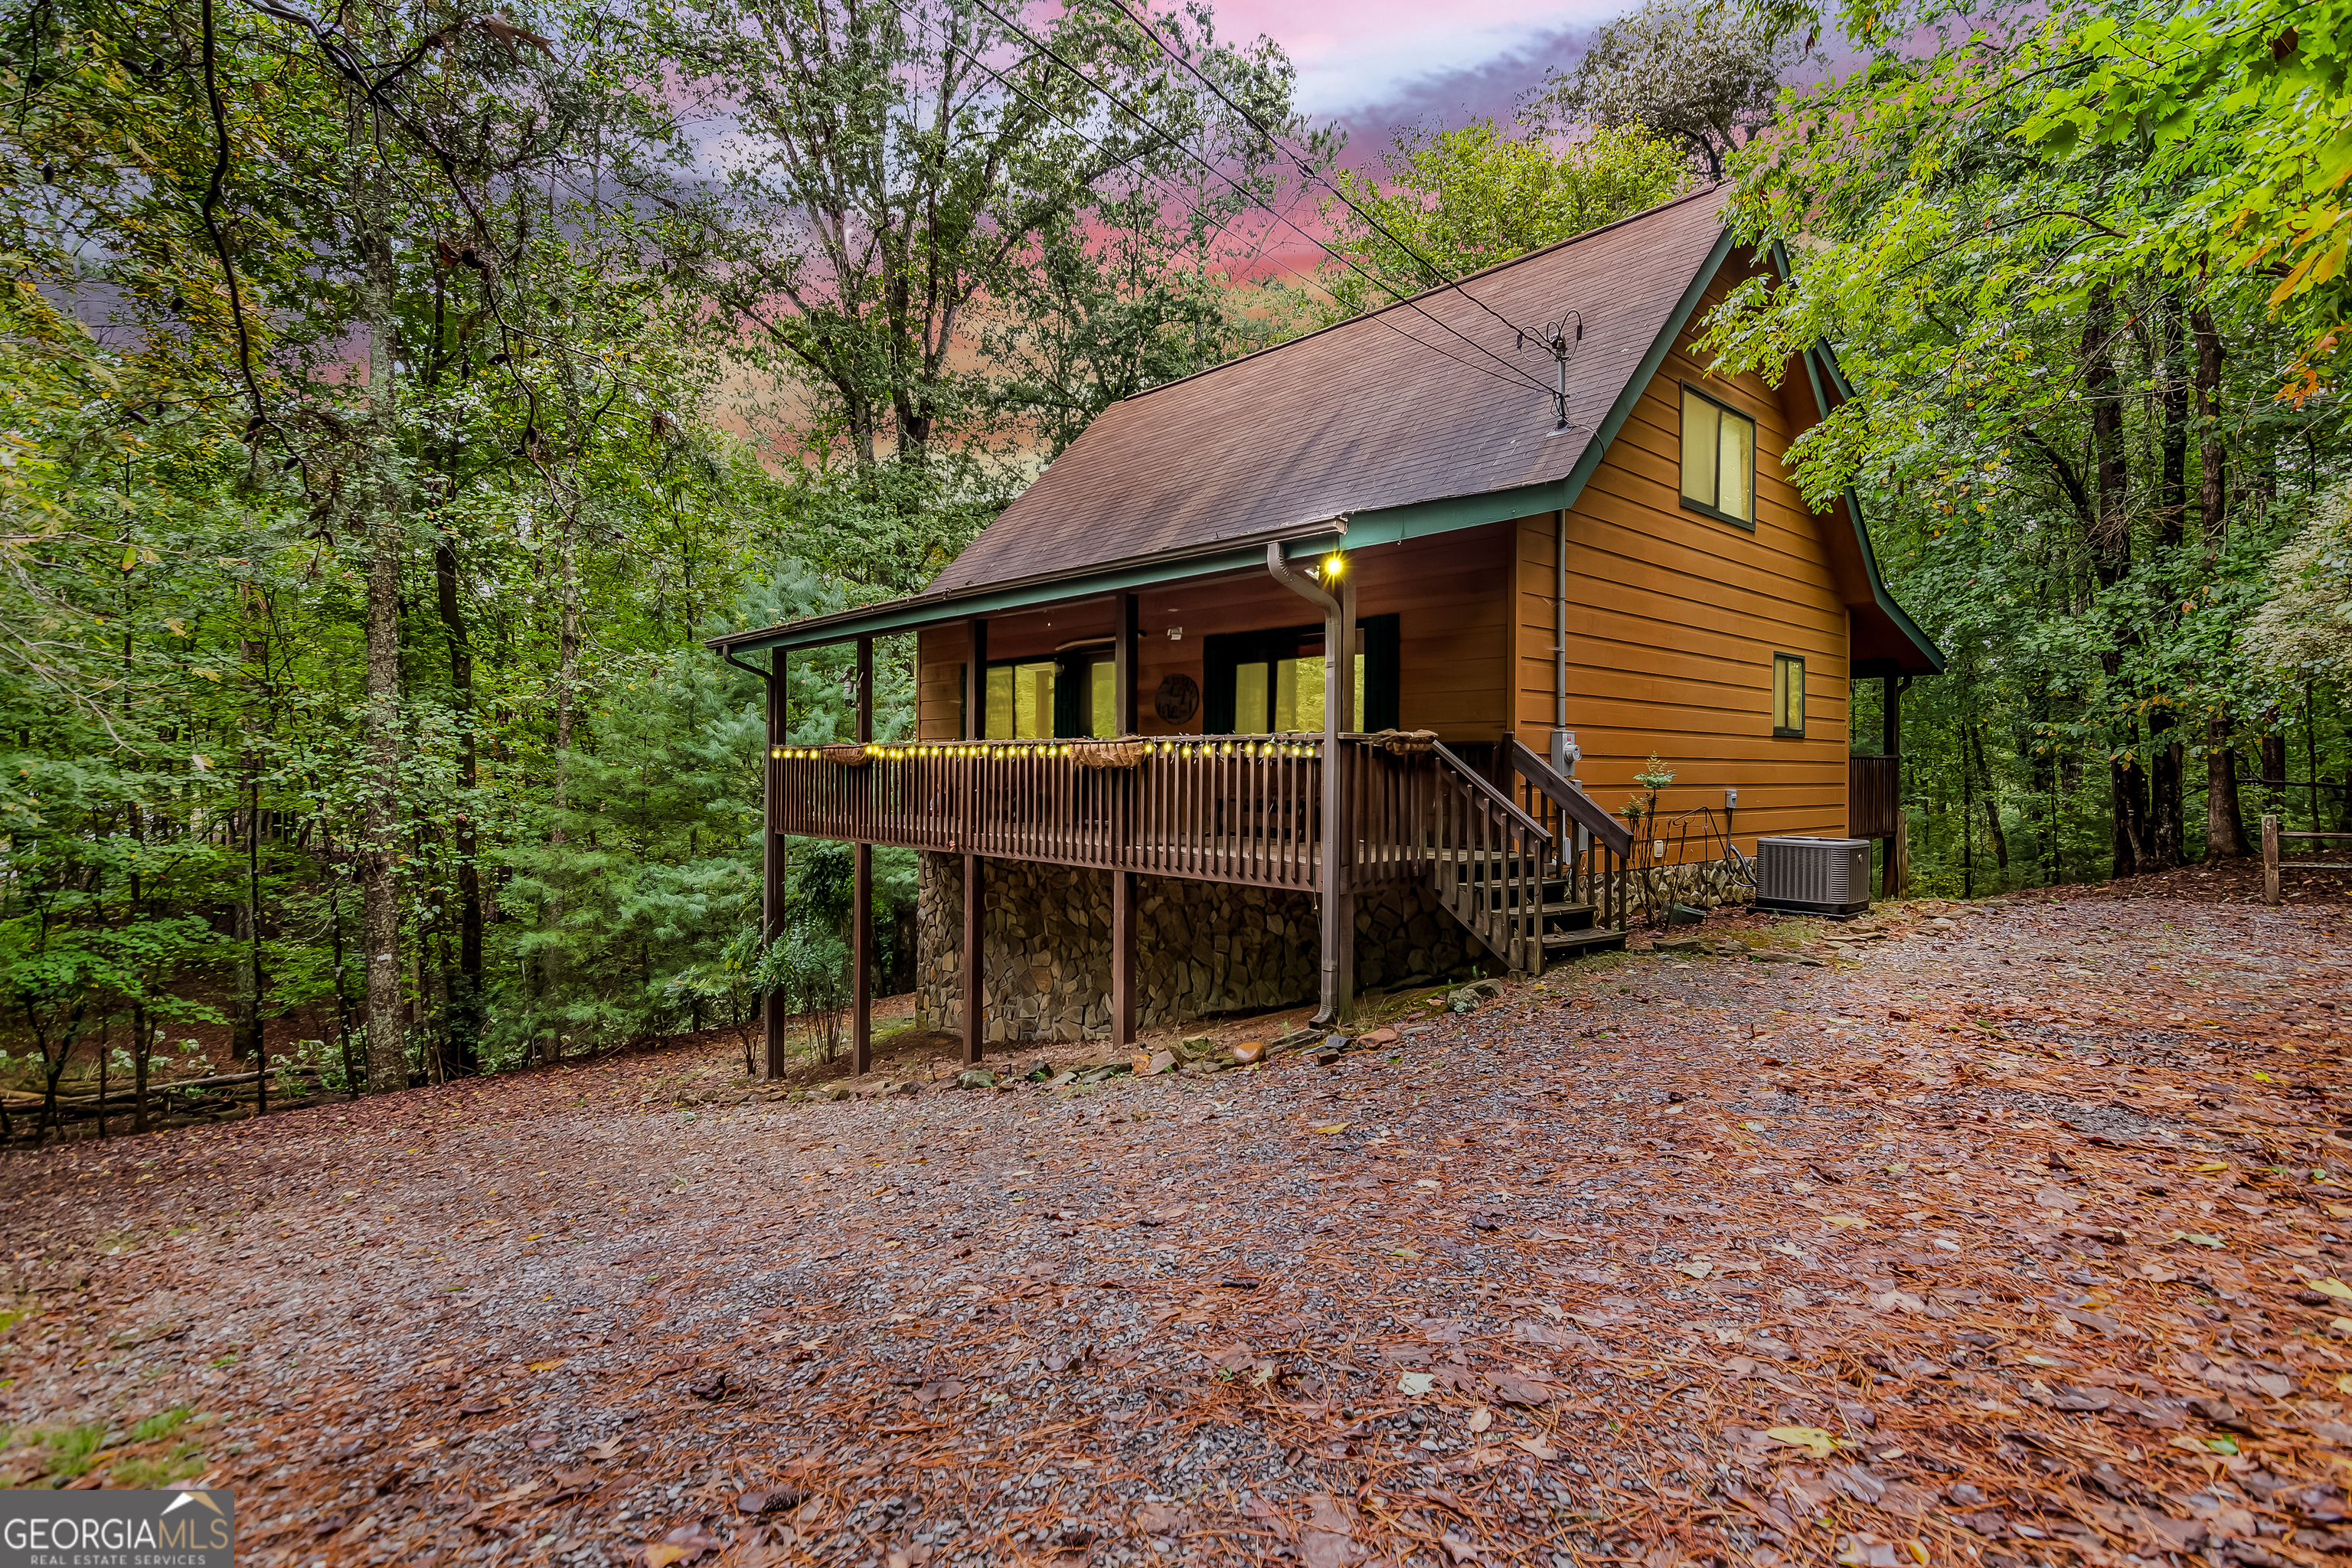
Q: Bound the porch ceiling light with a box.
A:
[1319,550,1345,580]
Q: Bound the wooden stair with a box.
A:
[1429,851,1628,973]
[1423,739,1636,975]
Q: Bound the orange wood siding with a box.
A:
[1511,267,1851,850]
[913,525,1511,743]
[915,624,969,741]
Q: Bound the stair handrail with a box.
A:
[1504,737,1634,859]
[1431,741,1552,848]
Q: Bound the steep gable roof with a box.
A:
[929,185,1735,596]
[710,185,1939,675]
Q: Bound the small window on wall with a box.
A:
[1772,652,1805,738]
[1681,384,1756,528]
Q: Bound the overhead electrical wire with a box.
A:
[934,0,1560,396]
[1090,0,1550,358]
[880,0,1553,392]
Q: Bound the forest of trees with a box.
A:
[3,0,2345,1131]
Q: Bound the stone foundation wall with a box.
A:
[1624,857,1754,913]
[913,854,1481,1043]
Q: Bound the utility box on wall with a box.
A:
[1754,836,1872,917]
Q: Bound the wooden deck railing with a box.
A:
[772,737,1438,893]
[1501,738,1634,933]
[1429,743,1551,971]
[1849,753,1900,840]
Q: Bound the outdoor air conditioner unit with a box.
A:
[1754,835,1871,917]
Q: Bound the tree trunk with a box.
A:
[2148,718,2184,870]
[132,1000,148,1135]
[2112,750,2152,879]
[435,530,483,1076]
[354,122,408,1095]
[2193,304,2226,550]
[2205,709,2252,859]
[1967,722,2009,871]
[2086,286,2130,586]
[2082,286,2146,879]
[238,584,269,1070]
[543,521,581,1067]
[2157,297,2188,549]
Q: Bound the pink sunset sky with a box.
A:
[1220,0,1626,142]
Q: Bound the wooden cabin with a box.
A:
[708,187,1941,1075]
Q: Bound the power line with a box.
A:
[1090,0,1546,355]
[941,0,1558,396]
[884,1,1553,393]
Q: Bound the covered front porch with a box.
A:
[714,525,1633,1081]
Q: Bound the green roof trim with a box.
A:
[1795,345,1945,675]
[1261,228,1740,553]
[706,522,1348,655]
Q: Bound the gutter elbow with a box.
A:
[1267,541,1340,616]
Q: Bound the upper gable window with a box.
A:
[1680,384,1756,528]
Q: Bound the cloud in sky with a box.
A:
[1210,0,1625,120]
[1324,24,1594,165]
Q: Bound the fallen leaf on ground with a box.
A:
[1765,1426,1842,1458]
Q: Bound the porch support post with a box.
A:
[851,635,874,1077]
[1882,674,1909,899]
[1266,542,1351,1027]
[965,616,988,740]
[1332,575,1357,1023]
[962,852,983,1063]
[763,649,790,1079]
[1110,594,1140,1050]
[955,617,986,1060]
[1110,868,1135,1049]
[1114,593,1138,733]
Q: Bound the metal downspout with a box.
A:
[1550,508,1572,775]
[1268,541,1349,1027]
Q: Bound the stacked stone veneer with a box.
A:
[1629,857,1755,912]
[913,853,1482,1043]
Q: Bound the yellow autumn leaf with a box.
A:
[1765,1426,1841,1458]
[1312,1122,1350,1135]
[1824,1214,1868,1228]
[2311,1278,2352,1302]
[642,1547,690,1568]
[528,1357,565,1372]
[2191,1161,2230,1173]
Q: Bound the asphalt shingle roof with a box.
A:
[929,185,1732,594]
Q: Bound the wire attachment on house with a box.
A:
[1518,309,1584,430]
